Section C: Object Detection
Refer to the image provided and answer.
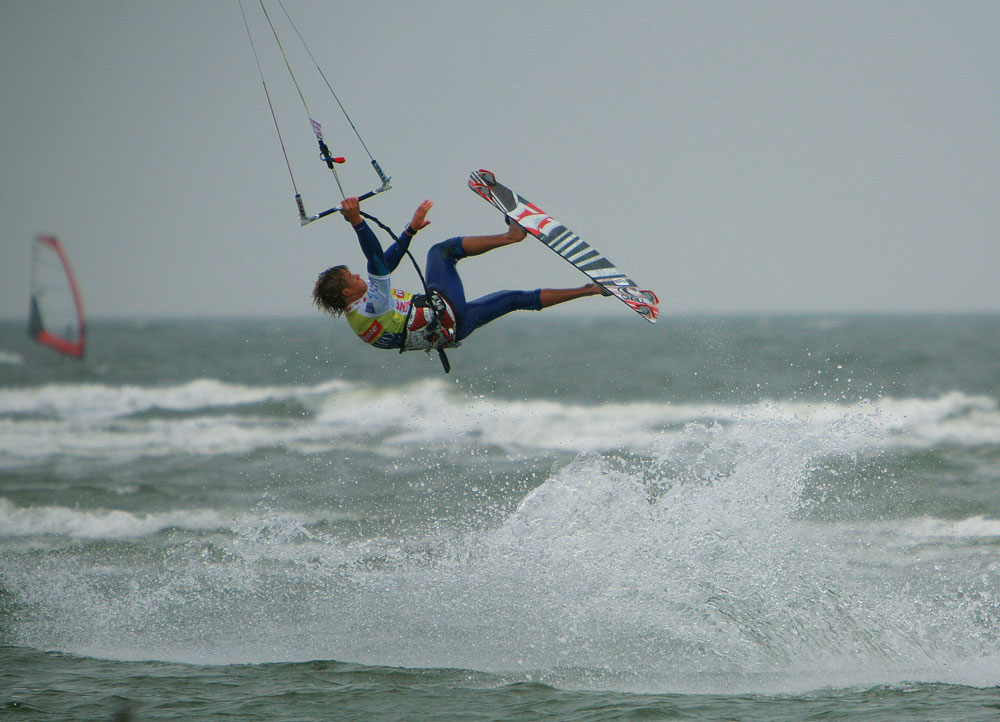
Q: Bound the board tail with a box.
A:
[612,287,660,322]
[469,169,516,214]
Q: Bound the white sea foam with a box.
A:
[0,497,349,543]
[892,515,1000,540]
[0,415,309,462]
[5,407,998,692]
[0,351,23,366]
[426,418,1000,689]
[0,378,349,421]
[309,382,1000,456]
[0,379,997,465]
[312,378,698,453]
[0,497,231,539]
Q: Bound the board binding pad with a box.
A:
[468,169,658,323]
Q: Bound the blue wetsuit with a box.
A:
[347,221,542,349]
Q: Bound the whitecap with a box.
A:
[0,497,229,539]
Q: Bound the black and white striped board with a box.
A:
[469,169,659,323]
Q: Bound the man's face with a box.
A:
[341,269,368,299]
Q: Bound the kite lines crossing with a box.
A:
[238,0,391,225]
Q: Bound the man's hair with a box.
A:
[312,265,350,316]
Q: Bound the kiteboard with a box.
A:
[468,169,659,323]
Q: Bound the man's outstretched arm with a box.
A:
[342,197,389,276]
[384,199,434,272]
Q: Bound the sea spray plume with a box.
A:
[457,399,999,691]
[468,415,829,680]
[3,387,998,687]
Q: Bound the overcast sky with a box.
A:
[2,1,997,320]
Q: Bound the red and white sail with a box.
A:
[28,235,86,359]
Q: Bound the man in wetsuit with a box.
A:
[311,197,603,352]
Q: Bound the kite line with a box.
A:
[238,0,391,225]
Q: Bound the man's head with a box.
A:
[312,265,351,316]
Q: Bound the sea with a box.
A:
[1,313,998,721]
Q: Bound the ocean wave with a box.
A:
[3,447,998,688]
[0,378,350,421]
[0,497,232,539]
[0,380,996,464]
[0,351,23,366]
[0,415,311,462]
[307,382,1000,455]
[863,515,1000,542]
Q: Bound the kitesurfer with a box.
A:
[312,197,603,352]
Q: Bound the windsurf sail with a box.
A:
[28,235,86,359]
[238,0,391,225]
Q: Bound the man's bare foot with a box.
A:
[539,283,608,308]
[504,218,527,242]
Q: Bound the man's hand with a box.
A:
[341,197,363,226]
[409,200,433,231]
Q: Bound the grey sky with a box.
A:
[2,1,998,320]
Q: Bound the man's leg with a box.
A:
[423,222,525,296]
[425,238,468,307]
[423,224,528,329]
[539,284,605,308]
[459,222,526,257]
[459,284,604,341]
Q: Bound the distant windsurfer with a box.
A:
[312,197,603,352]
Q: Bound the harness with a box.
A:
[401,291,458,348]
[360,211,456,373]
